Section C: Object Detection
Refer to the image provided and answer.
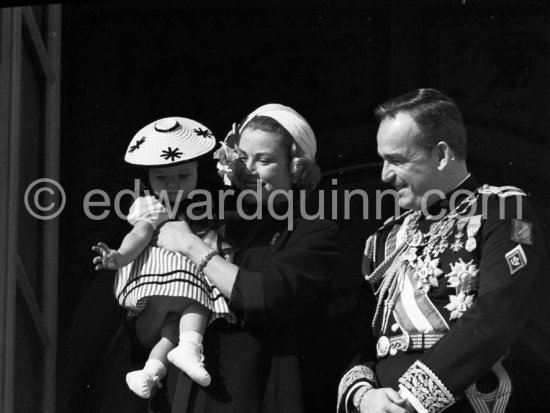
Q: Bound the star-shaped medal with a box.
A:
[446,258,479,293]
[413,256,444,293]
[450,239,463,253]
[445,292,475,320]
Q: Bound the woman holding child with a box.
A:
[149,104,340,413]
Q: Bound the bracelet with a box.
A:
[196,248,218,275]
[352,385,373,410]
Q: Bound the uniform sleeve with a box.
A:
[229,219,340,329]
[127,196,169,229]
[337,236,380,413]
[337,330,379,413]
[398,195,545,412]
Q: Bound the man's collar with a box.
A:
[376,174,479,232]
[426,173,478,216]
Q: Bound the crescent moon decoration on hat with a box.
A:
[213,103,316,185]
[125,117,217,167]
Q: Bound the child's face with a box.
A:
[148,162,198,203]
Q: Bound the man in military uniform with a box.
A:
[337,89,544,413]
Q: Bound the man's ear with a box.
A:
[435,141,453,171]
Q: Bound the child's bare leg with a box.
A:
[135,296,194,348]
[127,298,191,398]
[167,303,212,387]
[179,301,209,335]
[126,314,180,399]
[149,313,179,365]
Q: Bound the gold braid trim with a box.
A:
[337,365,377,412]
[398,361,456,413]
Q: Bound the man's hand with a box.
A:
[358,388,413,413]
[92,242,124,270]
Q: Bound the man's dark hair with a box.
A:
[374,88,467,160]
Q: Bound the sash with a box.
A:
[393,269,450,334]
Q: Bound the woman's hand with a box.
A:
[154,220,198,254]
[358,388,413,413]
[155,221,239,298]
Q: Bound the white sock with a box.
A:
[167,334,211,387]
[179,331,203,345]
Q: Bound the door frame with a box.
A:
[0,5,61,413]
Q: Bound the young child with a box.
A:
[92,117,233,399]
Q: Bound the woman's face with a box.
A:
[148,161,198,203]
[235,128,292,205]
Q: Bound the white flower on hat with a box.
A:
[213,123,240,186]
[213,141,240,186]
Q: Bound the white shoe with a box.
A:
[125,369,160,399]
[167,342,211,387]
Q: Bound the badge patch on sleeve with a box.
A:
[505,245,527,275]
[511,219,533,245]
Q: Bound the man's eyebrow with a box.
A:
[380,152,405,161]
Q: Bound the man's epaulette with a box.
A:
[478,184,526,198]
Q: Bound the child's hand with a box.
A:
[92,242,125,270]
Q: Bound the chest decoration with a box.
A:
[449,219,467,252]
[400,196,479,294]
[444,259,479,319]
[372,192,484,333]
[411,255,444,293]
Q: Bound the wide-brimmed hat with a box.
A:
[124,117,217,167]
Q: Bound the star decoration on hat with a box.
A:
[161,147,183,161]
[128,137,146,153]
[194,128,213,138]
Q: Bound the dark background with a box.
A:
[51,0,550,412]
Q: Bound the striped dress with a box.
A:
[114,196,234,323]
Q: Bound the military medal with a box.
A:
[465,215,482,252]
[445,259,479,319]
[450,219,467,253]
[465,237,477,252]
[450,239,463,252]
